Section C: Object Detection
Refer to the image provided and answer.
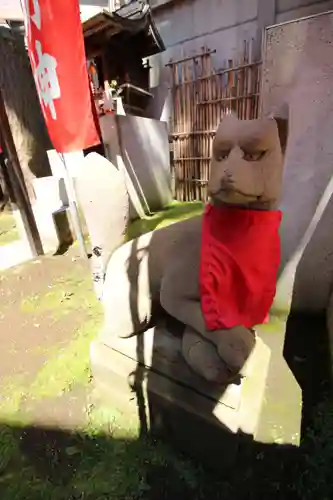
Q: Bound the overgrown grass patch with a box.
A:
[126,200,204,240]
[20,272,95,318]
[29,314,101,400]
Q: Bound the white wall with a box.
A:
[0,0,22,20]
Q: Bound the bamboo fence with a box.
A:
[167,41,262,201]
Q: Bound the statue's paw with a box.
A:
[216,326,256,372]
[182,328,233,384]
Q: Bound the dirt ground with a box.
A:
[0,247,92,383]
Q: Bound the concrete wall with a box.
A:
[148,0,333,121]
[276,0,333,23]
[148,0,258,121]
[79,0,109,21]
[261,11,333,315]
[99,114,172,218]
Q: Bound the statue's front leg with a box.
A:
[202,325,256,373]
[169,297,255,377]
[160,263,255,377]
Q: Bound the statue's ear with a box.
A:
[219,110,238,122]
[275,116,289,155]
[268,103,289,154]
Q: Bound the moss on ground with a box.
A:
[0,211,19,246]
[0,201,332,499]
[126,200,204,240]
[21,272,96,318]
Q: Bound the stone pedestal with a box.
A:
[30,177,73,253]
[90,326,272,468]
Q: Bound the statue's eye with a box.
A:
[243,150,267,161]
[215,150,230,162]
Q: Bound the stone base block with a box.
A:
[90,326,271,468]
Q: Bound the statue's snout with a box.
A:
[220,172,234,191]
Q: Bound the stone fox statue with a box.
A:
[77,114,286,384]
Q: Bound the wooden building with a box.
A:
[83,1,165,116]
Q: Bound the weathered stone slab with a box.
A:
[99,114,172,219]
[24,177,73,252]
[75,153,129,297]
[90,325,271,467]
[261,10,333,428]
[262,12,333,315]
[75,153,129,270]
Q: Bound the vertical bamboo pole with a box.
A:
[206,54,213,195]
[202,53,207,201]
[194,57,201,200]
[227,59,233,114]
[238,42,244,119]
[174,62,181,199]
[198,54,204,201]
[245,40,250,119]
[187,60,196,200]
[217,72,222,123]
[245,41,251,119]
[255,62,260,118]
[181,60,186,200]
[235,54,240,117]
[169,62,176,199]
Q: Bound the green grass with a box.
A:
[0,201,332,499]
[28,315,100,400]
[0,210,19,246]
[126,200,204,240]
[20,272,96,317]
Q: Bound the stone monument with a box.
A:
[76,114,291,466]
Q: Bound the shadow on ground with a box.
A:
[0,419,306,500]
[284,311,332,434]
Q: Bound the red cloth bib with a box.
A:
[200,203,282,331]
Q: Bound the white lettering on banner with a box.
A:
[35,40,61,120]
[30,0,41,29]
[20,0,61,120]
[21,0,40,35]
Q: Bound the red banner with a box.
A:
[20,0,100,153]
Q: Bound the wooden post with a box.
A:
[0,88,43,256]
